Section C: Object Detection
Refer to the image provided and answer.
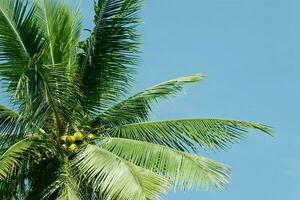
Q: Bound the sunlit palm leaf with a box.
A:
[99,137,230,190]
[72,144,169,200]
[107,118,273,151]
[91,73,204,128]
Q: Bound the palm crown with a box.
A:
[0,0,272,199]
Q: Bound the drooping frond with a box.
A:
[78,0,142,113]
[107,118,273,151]
[0,139,33,180]
[0,160,29,199]
[0,135,55,180]
[72,144,169,200]
[0,0,44,96]
[99,137,230,190]
[0,105,26,144]
[91,73,204,128]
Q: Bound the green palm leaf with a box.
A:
[0,0,83,132]
[0,162,28,199]
[13,0,85,132]
[43,157,81,200]
[35,0,81,68]
[91,73,204,128]
[99,137,230,190]
[0,135,55,180]
[107,118,273,151]
[0,0,44,97]
[72,144,169,200]
[0,105,26,144]
[78,0,142,113]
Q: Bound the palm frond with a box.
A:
[43,157,82,200]
[0,0,83,131]
[0,0,44,97]
[78,0,142,113]
[0,136,59,199]
[0,135,56,180]
[0,139,32,180]
[0,161,29,199]
[72,144,169,200]
[12,64,83,134]
[14,0,84,131]
[99,137,230,190]
[91,73,204,128]
[35,0,82,66]
[0,105,26,145]
[107,118,273,151]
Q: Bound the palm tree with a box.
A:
[0,0,272,199]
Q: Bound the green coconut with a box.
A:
[61,135,67,143]
[74,131,84,141]
[66,135,76,144]
[87,134,96,140]
[68,144,78,152]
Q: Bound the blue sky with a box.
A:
[2,0,298,199]
[77,0,300,199]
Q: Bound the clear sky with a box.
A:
[2,0,299,199]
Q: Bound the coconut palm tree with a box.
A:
[0,0,272,199]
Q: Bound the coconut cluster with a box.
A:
[60,132,96,153]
